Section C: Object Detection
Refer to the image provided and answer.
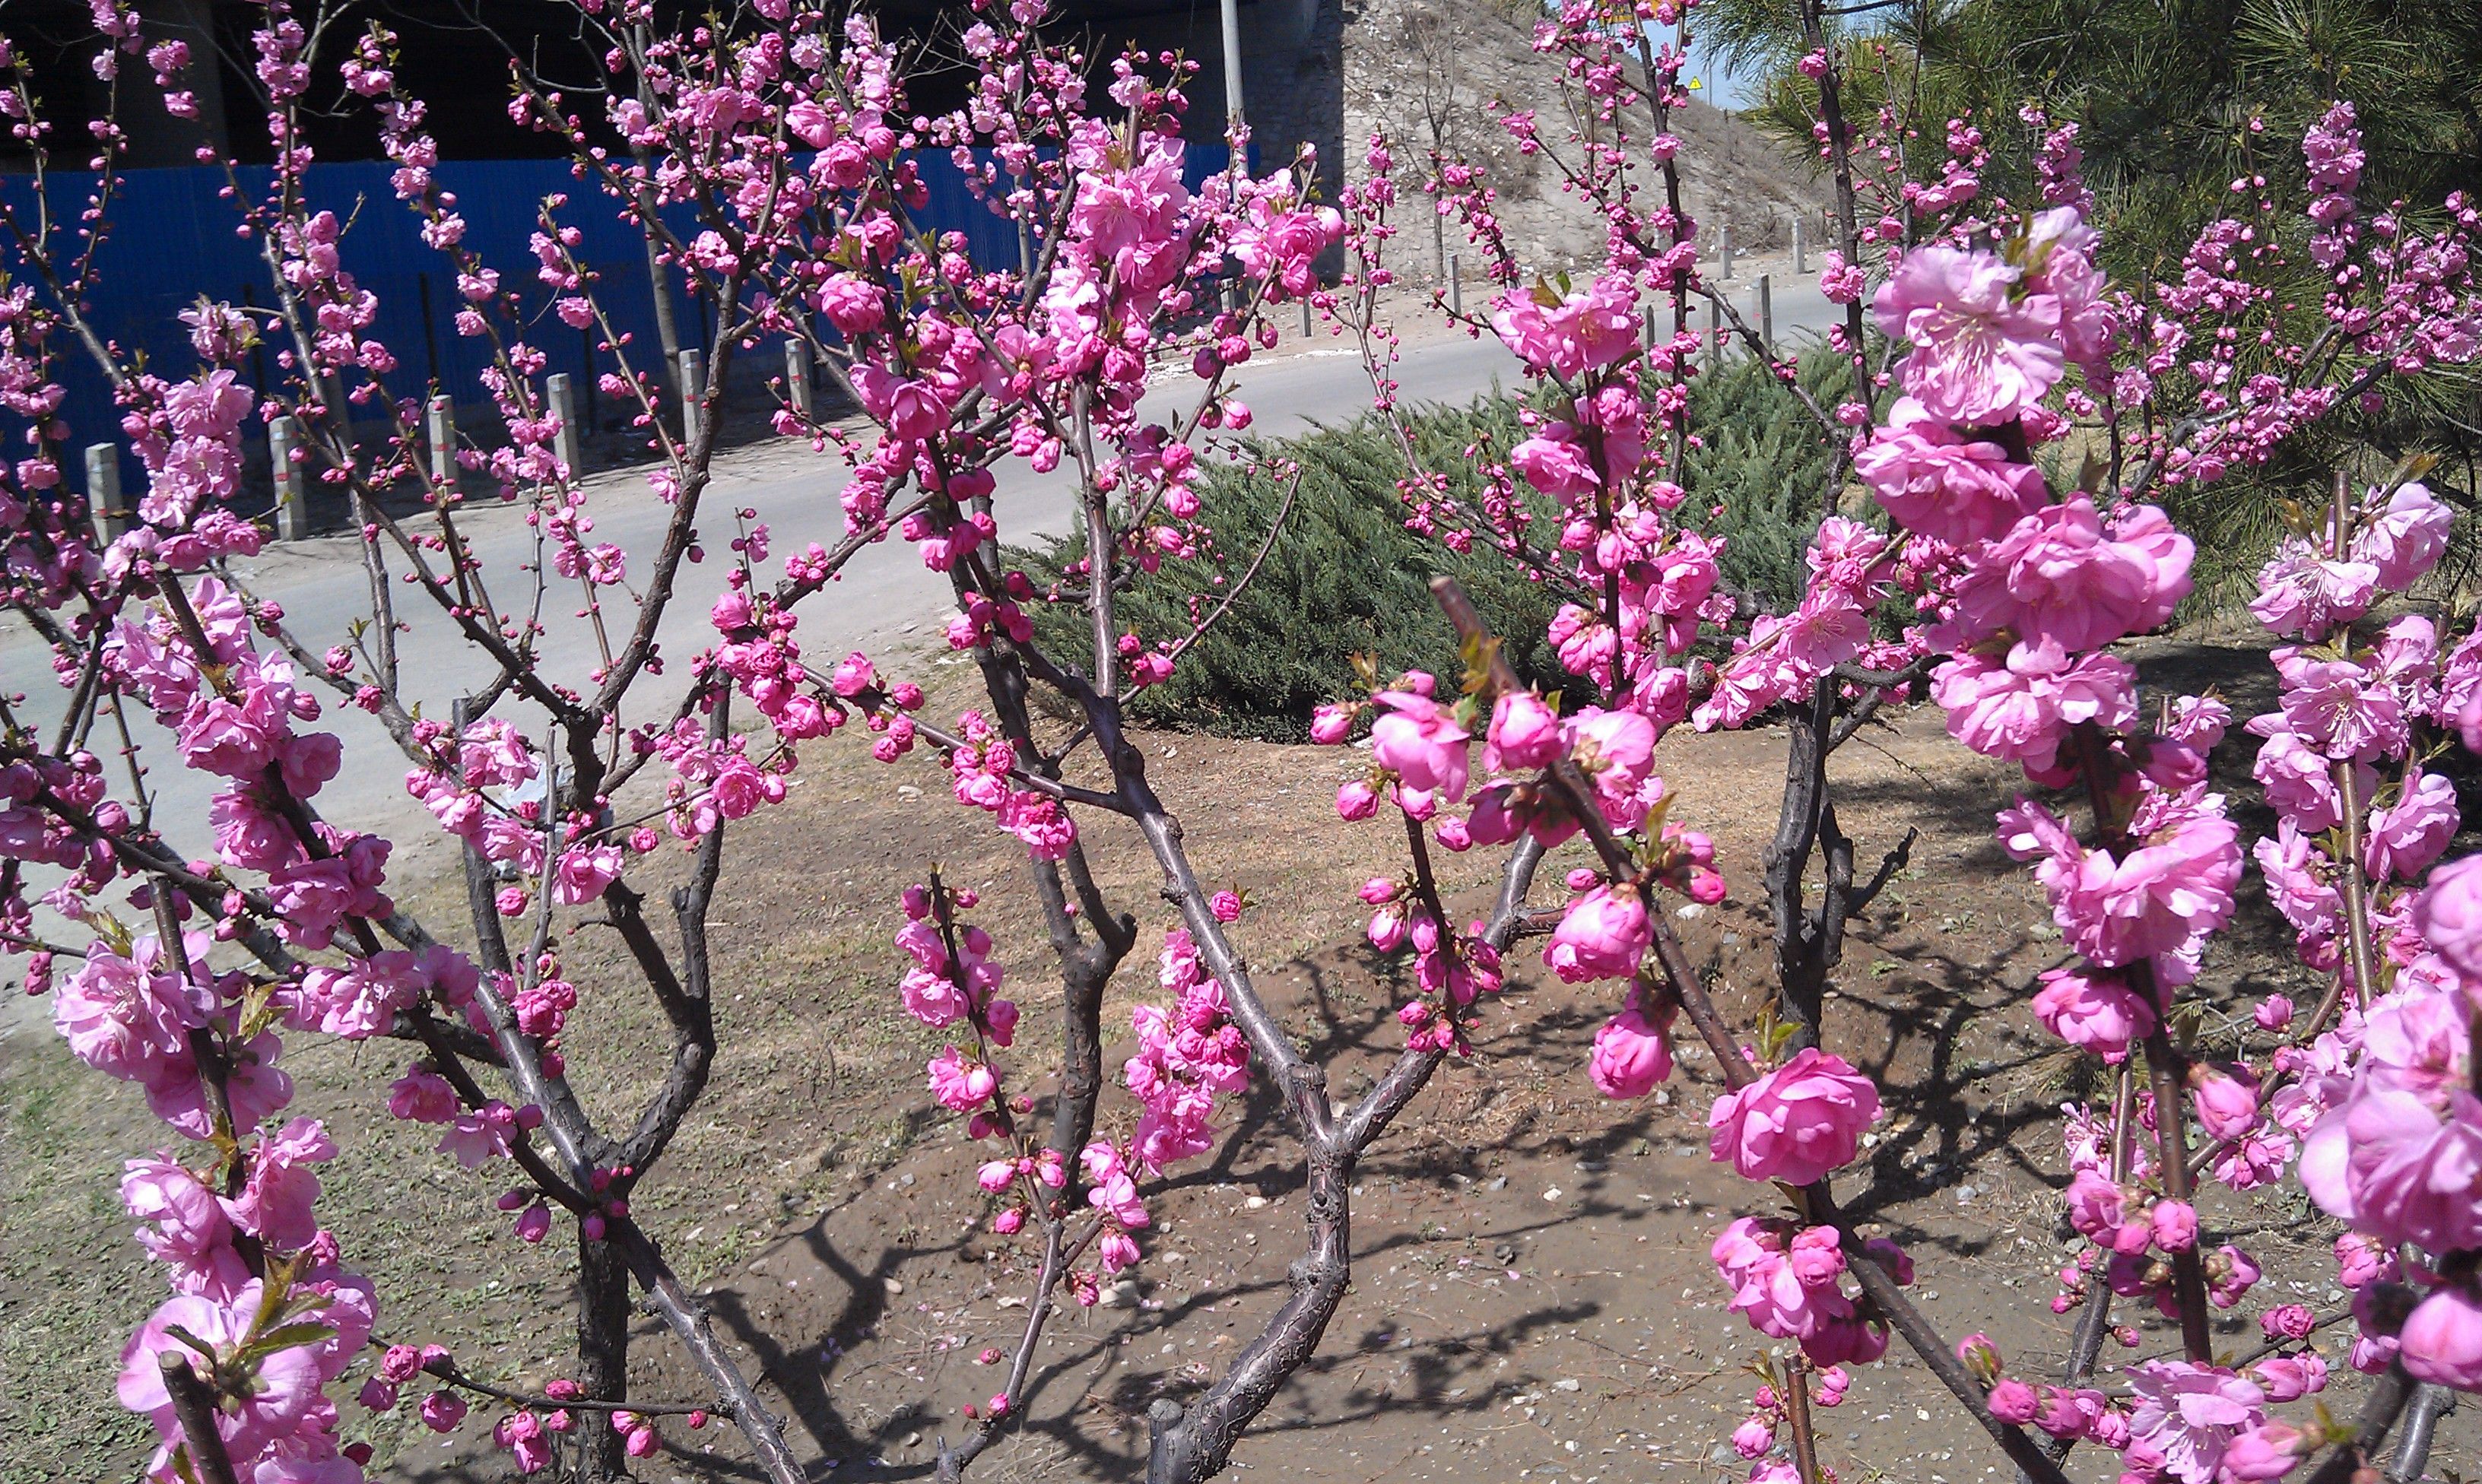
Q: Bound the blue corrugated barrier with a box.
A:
[2,144,1243,500]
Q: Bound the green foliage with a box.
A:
[1679,342,1858,610]
[1011,398,1569,742]
[1010,344,1862,740]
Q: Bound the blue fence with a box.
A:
[2,144,1242,495]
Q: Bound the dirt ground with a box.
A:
[4,639,2475,1484]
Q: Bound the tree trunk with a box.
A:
[576,1228,633,1482]
[1763,681,1870,1047]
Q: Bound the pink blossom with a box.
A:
[1541,884,1649,983]
[496,1409,552,1473]
[2246,724,2366,833]
[2048,812,2241,968]
[1486,691,1563,773]
[1564,707,1659,829]
[2066,1169,2144,1252]
[1987,1379,2040,1424]
[1852,399,2048,544]
[2219,1424,2308,1482]
[437,1101,519,1168]
[2351,481,2451,589]
[2031,967,2156,1063]
[421,1389,468,1432]
[1097,1229,1141,1273]
[1509,426,1601,497]
[551,843,624,905]
[2023,206,2114,366]
[1707,1048,1881,1187]
[2301,978,2480,1245]
[1588,997,1674,1098]
[1368,690,1471,801]
[2300,1080,2482,1254]
[121,1157,245,1292]
[289,952,424,1041]
[2365,769,2457,882]
[2274,650,2406,761]
[119,1283,324,1463]
[1931,639,2135,777]
[1309,704,1356,744]
[1871,245,2066,425]
[849,363,951,442]
[928,1047,998,1112]
[1731,1416,1775,1458]
[2251,1353,2326,1403]
[2399,1284,2482,1389]
[2249,543,2379,640]
[2125,1360,2266,1484]
[1947,498,2192,651]
[2414,853,2482,981]
[2149,1199,2199,1252]
[2191,1066,2261,1141]
[221,1116,335,1251]
[1081,1140,1150,1228]
[1489,275,1640,379]
[53,936,208,1085]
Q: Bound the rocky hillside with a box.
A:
[1341,0,1825,274]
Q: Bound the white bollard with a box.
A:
[784,341,813,422]
[1300,296,1313,338]
[426,395,455,485]
[678,349,706,439]
[1706,298,1722,369]
[271,417,309,541]
[1792,220,1807,276]
[1757,274,1774,358]
[546,373,583,478]
[85,442,128,538]
[1448,254,1462,317]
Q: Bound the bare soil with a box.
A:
[5,641,2474,1484]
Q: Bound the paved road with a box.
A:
[3,268,1836,887]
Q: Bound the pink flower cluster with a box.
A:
[1710,1217,1901,1367]
[1123,928,1250,1172]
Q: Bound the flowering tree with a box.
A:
[1318,3,2482,1482]
[6,3,2482,1484]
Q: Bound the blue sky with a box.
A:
[1687,36,1769,111]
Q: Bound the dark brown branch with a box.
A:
[158,1353,242,1484]
[2302,1362,2411,1484]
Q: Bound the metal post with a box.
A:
[85,442,127,538]
[1719,224,1735,281]
[1220,0,1245,131]
[1705,298,1722,370]
[1792,220,1808,276]
[784,341,813,422]
[426,395,455,485]
[546,373,583,478]
[1448,253,1462,317]
[1300,297,1313,338]
[678,349,706,439]
[1643,303,1658,350]
[271,416,309,540]
[1757,273,1774,358]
